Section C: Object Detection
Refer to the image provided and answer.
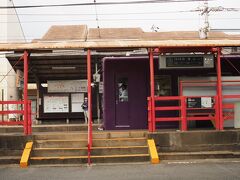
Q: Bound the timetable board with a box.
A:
[43,95,69,113]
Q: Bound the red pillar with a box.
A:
[216,48,223,130]
[23,50,29,135]
[181,96,187,131]
[87,50,92,148]
[149,49,156,132]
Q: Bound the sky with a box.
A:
[8,0,240,41]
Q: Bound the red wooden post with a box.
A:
[216,48,223,130]
[27,101,32,135]
[179,81,183,96]
[148,97,153,132]
[181,96,187,131]
[215,96,220,130]
[23,51,29,135]
[149,49,156,132]
[87,49,92,150]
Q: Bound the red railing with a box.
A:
[148,95,221,131]
[0,100,32,135]
[185,96,219,130]
[148,96,187,131]
[179,80,240,130]
[222,95,240,121]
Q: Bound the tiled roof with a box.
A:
[41,25,88,41]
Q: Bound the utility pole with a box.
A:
[197,1,238,39]
[199,1,210,39]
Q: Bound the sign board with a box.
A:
[44,95,69,113]
[187,98,201,108]
[99,82,103,94]
[48,80,87,93]
[201,97,212,108]
[159,54,214,69]
[71,93,84,112]
[187,97,213,108]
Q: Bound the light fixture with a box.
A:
[52,66,76,70]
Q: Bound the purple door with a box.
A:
[115,74,130,127]
[103,57,149,130]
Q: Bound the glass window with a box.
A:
[117,78,128,102]
[155,75,171,96]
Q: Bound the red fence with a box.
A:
[148,95,220,131]
[148,96,186,131]
[0,100,32,135]
[148,79,240,132]
[185,96,219,130]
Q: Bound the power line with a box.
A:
[0,0,213,9]
[1,17,240,24]
[12,0,26,42]
[0,10,204,16]
[197,1,240,39]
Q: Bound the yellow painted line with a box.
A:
[148,139,160,164]
[33,146,148,150]
[36,137,146,142]
[31,154,149,160]
[20,141,33,168]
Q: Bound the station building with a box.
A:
[4,25,240,131]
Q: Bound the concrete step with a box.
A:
[30,154,150,165]
[34,138,147,148]
[32,146,149,157]
[0,124,99,134]
[33,131,147,140]
[0,149,22,156]
[0,156,21,165]
[159,151,240,160]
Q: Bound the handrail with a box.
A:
[148,96,186,131]
[0,100,32,135]
[148,95,221,131]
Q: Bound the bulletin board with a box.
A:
[43,95,69,113]
[71,93,84,112]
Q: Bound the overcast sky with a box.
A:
[10,0,240,41]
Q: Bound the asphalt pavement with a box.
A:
[0,160,240,180]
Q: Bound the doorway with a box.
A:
[103,57,149,130]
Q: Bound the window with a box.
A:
[117,78,128,102]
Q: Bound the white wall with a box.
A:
[0,0,25,120]
[180,76,240,128]
[0,0,25,43]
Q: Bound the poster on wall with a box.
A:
[44,95,69,113]
[48,80,87,93]
[71,93,84,112]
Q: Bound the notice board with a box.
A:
[71,93,84,112]
[43,95,69,113]
[48,80,87,93]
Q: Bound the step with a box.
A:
[32,146,149,157]
[0,156,21,165]
[159,151,240,160]
[93,138,147,147]
[33,131,147,140]
[30,154,150,164]
[34,138,147,148]
[32,124,99,132]
[0,124,99,134]
[0,149,23,156]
